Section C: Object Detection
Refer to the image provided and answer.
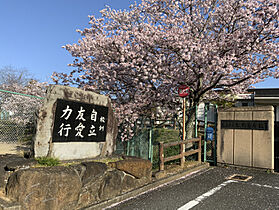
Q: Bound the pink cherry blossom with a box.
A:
[1,80,47,125]
[53,0,279,141]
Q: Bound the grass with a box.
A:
[35,157,60,166]
[34,156,123,167]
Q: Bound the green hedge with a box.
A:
[152,128,181,169]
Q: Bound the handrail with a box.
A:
[159,137,201,171]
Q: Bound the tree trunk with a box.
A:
[185,106,196,140]
[185,106,196,150]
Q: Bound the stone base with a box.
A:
[51,142,104,160]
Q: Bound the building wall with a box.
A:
[197,103,216,122]
[217,106,274,169]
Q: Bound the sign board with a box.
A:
[221,120,268,130]
[52,99,108,142]
[206,127,214,141]
[178,85,190,97]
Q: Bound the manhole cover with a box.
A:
[227,174,252,182]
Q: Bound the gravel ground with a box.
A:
[0,142,22,155]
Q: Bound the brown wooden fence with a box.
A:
[159,137,201,171]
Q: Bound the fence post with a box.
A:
[198,137,202,163]
[214,104,218,166]
[127,140,130,156]
[180,141,185,168]
[204,103,208,162]
[159,142,164,171]
[148,118,153,163]
[195,105,198,138]
[182,98,186,141]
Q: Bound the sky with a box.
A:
[0,0,278,88]
[0,0,134,83]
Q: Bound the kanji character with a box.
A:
[100,116,106,123]
[91,109,97,121]
[60,105,73,120]
[75,122,85,138]
[76,106,86,121]
[88,125,97,136]
[58,123,71,137]
[99,125,105,132]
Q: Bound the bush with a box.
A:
[152,128,180,144]
[152,128,181,169]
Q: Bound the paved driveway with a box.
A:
[107,166,279,210]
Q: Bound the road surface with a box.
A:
[106,166,279,210]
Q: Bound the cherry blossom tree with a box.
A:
[0,66,33,87]
[53,0,279,140]
[0,80,47,125]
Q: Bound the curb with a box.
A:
[85,162,210,210]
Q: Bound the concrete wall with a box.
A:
[34,85,118,160]
[217,106,274,169]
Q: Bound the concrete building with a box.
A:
[218,88,279,171]
[236,88,279,120]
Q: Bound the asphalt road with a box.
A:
[106,166,279,210]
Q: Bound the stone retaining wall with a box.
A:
[0,155,152,210]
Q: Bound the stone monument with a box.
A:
[34,85,118,160]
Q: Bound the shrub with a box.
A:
[152,128,180,169]
[36,157,60,166]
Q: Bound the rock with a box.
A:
[154,171,167,179]
[121,173,137,192]
[122,155,140,160]
[113,158,152,179]
[99,170,124,200]
[69,163,86,180]
[2,156,153,210]
[34,85,118,160]
[0,154,24,162]
[0,168,9,191]
[75,161,113,208]
[121,173,149,193]
[0,197,21,210]
[108,162,116,168]
[77,175,103,208]
[77,169,125,208]
[6,166,82,210]
[81,162,107,185]
[5,159,37,171]
[0,154,35,189]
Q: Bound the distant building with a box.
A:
[196,103,216,123]
[235,88,279,121]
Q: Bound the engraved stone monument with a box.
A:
[34,85,118,160]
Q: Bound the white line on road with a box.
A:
[104,168,211,209]
[250,182,279,190]
[177,180,237,210]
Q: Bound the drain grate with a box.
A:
[227,174,252,182]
